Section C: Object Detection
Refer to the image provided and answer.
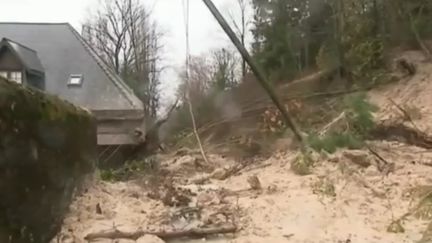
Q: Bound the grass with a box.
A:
[100,156,160,182]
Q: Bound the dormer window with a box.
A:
[68,74,83,86]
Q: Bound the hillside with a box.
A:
[51,51,432,243]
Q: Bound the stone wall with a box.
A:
[0,77,97,243]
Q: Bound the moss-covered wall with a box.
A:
[0,77,96,243]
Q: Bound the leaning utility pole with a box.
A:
[201,0,304,143]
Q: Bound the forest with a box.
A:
[161,0,432,152]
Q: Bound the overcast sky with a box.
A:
[0,0,252,106]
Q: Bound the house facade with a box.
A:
[0,23,145,147]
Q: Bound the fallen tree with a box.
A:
[84,225,237,241]
[370,123,432,149]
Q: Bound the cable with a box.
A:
[181,0,210,164]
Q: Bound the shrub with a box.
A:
[307,93,377,153]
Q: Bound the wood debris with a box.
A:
[84,225,237,241]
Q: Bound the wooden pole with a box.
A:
[201,0,304,143]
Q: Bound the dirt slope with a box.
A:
[369,51,432,132]
[53,51,432,243]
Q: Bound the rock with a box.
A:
[0,77,96,242]
[211,168,228,180]
[136,234,166,243]
[197,192,214,206]
[266,184,278,194]
[327,153,340,163]
[343,150,372,167]
[197,191,222,206]
[247,175,262,190]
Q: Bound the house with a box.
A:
[0,23,145,148]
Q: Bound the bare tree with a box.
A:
[177,47,240,103]
[82,0,163,119]
[211,48,240,90]
[229,0,251,78]
[177,55,213,104]
[395,0,432,60]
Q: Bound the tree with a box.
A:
[82,0,163,119]
[251,0,315,80]
[171,46,241,135]
[211,48,240,91]
[250,0,432,84]
[393,0,432,59]
[177,55,213,104]
[177,47,240,103]
[229,0,251,78]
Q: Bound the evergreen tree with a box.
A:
[251,0,432,84]
[251,0,333,81]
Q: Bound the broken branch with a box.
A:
[190,163,247,184]
[366,144,390,166]
[388,98,420,131]
[319,111,346,137]
[370,123,432,149]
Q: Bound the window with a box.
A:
[10,72,22,84]
[68,74,83,86]
[0,71,22,84]
[0,71,7,78]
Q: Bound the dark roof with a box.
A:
[0,22,143,113]
[0,38,45,74]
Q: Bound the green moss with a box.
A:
[0,79,92,126]
[0,78,96,242]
